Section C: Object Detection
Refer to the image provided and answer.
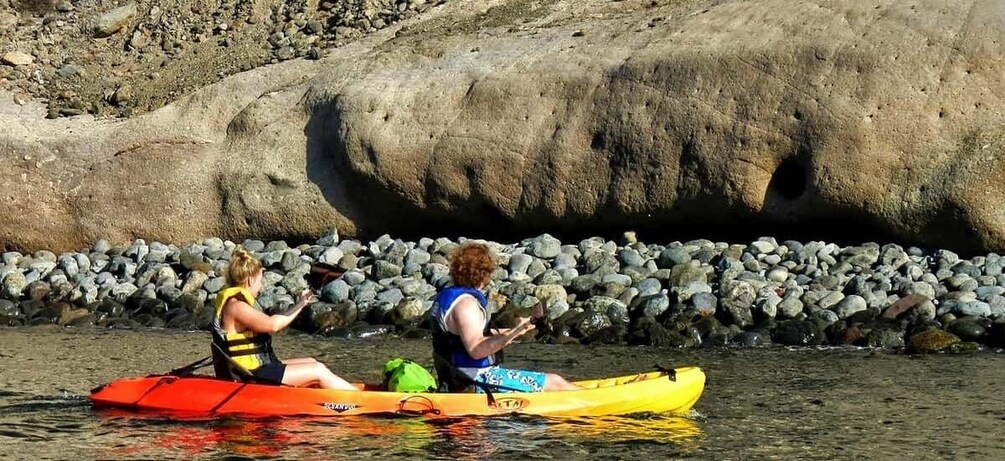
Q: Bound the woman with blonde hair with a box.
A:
[212,248,357,390]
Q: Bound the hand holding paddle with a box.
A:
[296,289,317,307]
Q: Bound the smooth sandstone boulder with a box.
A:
[0,0,1002,253]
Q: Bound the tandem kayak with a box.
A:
[90,367,705,418]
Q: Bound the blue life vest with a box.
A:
[431,286,498,389]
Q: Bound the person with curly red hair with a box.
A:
[431,242,579,392]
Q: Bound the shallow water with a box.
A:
[1,327,1003,460]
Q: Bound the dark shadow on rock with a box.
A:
[304,99,364,231]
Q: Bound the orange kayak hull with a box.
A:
[90,367,705,418]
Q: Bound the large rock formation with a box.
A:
[1,0,1003,253]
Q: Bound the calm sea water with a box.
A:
[1,328,1002,460]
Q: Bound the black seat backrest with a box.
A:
[210,336,282,386]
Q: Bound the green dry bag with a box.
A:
[383,358,437,393]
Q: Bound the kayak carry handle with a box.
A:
[396,395,441,416]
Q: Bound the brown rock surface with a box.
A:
[0,0,1003,253]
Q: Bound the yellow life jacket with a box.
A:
[212,287,277,372]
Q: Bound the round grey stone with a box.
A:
[181,271,209,294]
[607,302,630,324]
[640,294,670,318]
[352,282,379,303]
[110,282,138,301]
[281,251,301,272]
[955,301,992,317]
[394,297,429,323]
[30,261,57,279]
[602,273,632,287]
[777,295,804,319]
[421,263,449,284]
[719,279,756,327]
[382,241,410,266]
[984,258,1004,277]
[972,287,1005,301]
[342,270,367,287]
[767,267,788,283]
[258,251,283,268]
[989,296,1005,316]
[57,255,80,279]
[337,254,360,272]
[264,240,290,253]
[93,239,112,254]
[749,240,776,255]
[405,249,431,267]
[317,229,340,246]
[756,290,782,319]
[817,291,846,310]
[527,234,562,259]
[658,247,690,268]
[146,243,172,263]
[552,253,578,270]
[535,269,564,285]
[281,273,309,296]
[618,249,646,268]
[584,296,626,314]
[203,276,226,294]
[693,292,718,316]
[636,278,662,298]
[584,250,619,276]
[762,254,782,266]
[96,272,117,287]
[417,237,434,251]
[833,295,867,319]
[905,281,936,300]
[337,240,363,255]
[256,270,279,288]
[618,286,640,307]
[557,267,579,285]
[812,308,840,327]
[545,298,570,320]
[203,238,226,259]
[527,258,549,279]
[124,240,148,262]
[570,274,601,294]
[154,266,178,287]
[2,272,27,300]
[675,280,712,302]
[509,253,533,275]
[397,278,424,297]
[373,260,402,280]
[534,284,568,303]
[242,239,266,253]
[376,288,404,305]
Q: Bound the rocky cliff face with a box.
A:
[1,0,1003,253]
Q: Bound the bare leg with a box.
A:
[282,362,358,391]
[543,373,581,391]
[283,357,318,365]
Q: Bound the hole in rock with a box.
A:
[769,157,808,200]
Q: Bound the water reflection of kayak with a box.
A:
[90,367,705,418]
[96,411,704,459]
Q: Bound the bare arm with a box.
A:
[227,291,316,334]
[448,297,535,360]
